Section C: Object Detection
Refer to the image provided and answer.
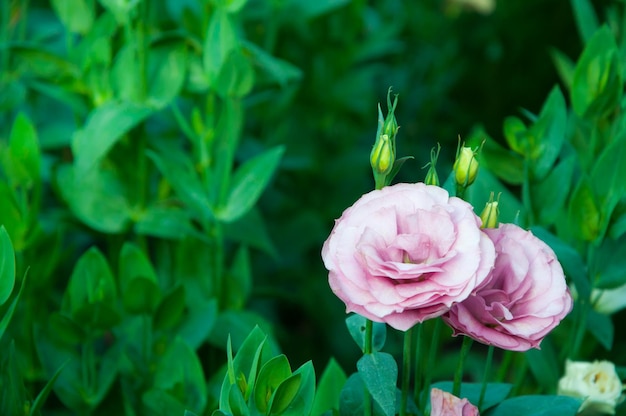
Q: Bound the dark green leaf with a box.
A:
[276,361,316,416]
[177,298,218,349]
[9,113,41,188]
[154,285,186,331]
[525,337,559,392]
[532,155,576,225]
[586,309,613,350]
[216,146,285,222]
[142,389,187,416]
[0,226,15,305]
[357,352,397,416]
[29,360,70,416]
[550,48,575,91]
[590,234,626,289]
[242,41,302,87]
[488,395,582,416]
[567,175,601,241]
[346,314,387,353]
[311,358,347,416]
[570,0,599,43]
[224,245,252,310]
[503,116,528,155]
[255,355,293,413]
[268,373,302,415]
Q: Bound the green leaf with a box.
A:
[289,0,351,19]
[527,86,567,179]
[215,49,255,98]
[48,313,86,344]
[531,155,576,225]
[469,127,524,185]
[241,41,302,87]
[216,146,285,222]
[142,389,187,416]
[275,361,316,416]
[203,10,238,86]
[567,175,601,241]
[339,374,366,416]
[503,116,528,155]
[268,373,302,415]
[488,395,582,416]
[429,382,512,412]
[29,360,70,416]
[586,309,613,350]
[590,234,626,289]
[357,352,397,416]
[64,247,118,328]
[177,298,218,349]
[550,48,575,91]
[311,358,347,416]
[119,243,161,314]
[110,44,142,103]
[9,113,41,188]
[135,204,201,240]
[72,102,153,175]
[0,279,23,341]
[228,385,250,416]
[572,25,623,120]
[255,355,293,413]
[224,245,252,310]
[0,226,15,305]
[51,0,94,33]
[154,338,207,412]
[56,164,132,234]
[147,44,188,108]
[211,0,248,13]
[525,337,559,392]
[223,208,278,256]
[346,314,387,353]
[153,285,186,331]
[570,0,599,43]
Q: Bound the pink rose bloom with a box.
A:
[430,388,479,416]
[321,183,495,331]
[444,223,573,351]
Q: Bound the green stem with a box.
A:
[420,318,442,414]
[496,350,513,382]
[453,336,473,397]
[413,324,423,408]
[478,345,494,410]
[511,355,528,396]
[363,319,373,416]
[569,300,589,360]
[400,328,413,416]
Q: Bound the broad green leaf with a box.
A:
[119,243,161,314]
[274,361,315,416]
[228,385,249,416]
[56,164,132,233]
[346,314,387,353]
[203,10,238,86]
[466,169,523,226]
[1,341,28,415]
[590,234,626,289]
[570,0,599,43]
[135,204,201,240]
[255,355,293,413]
[311,358,347,416]
[98,0,139,23]
[142,389,187,416]
[211,0,248,13]
[223,245,252,310]
[72,102,153,175]
[290,0,351,19]
[177,298,218,349]
[525,337,559,392]
[572,26,623,120]
[216,146,285,222]
[531,227,591,299]
[586,309,613,350]
[532,155,576,225]
[0,279,22,341]
[9,113,41,189]
[64,247,118,326]
[503,116,528,155]
[148,148,214,222]
[468,127,524,185]
[215,49,255,98]
[268,373,302,415]
[154,338,207,412]
[527,86,567,180]
[48,313,86,344]
[110,44,142,102]
[357,352,397,416]
[29,360,70,416]
[51,0,94,33]
[0,226,15,305]
[567,175,601,241]
[153,285,186,331]
[223,208,278,256]
[148,44,188,108]
[488,395,582,416]
[429,382,512,412]
[339,374,366,416]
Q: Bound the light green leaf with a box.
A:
[0,226,15,305]
[148,44,188,108]
[357,352,397,416]
[570,0,599,43]
[567,175,601,241]
[311,358,346,416]
[532,155,576,225]
[9,113,41,188]
[72,101,153,175]
[51,0,94,34]
[346,314,387,353]
[550,48,575,91]
[214,49,255,98]
[255,355,293,413]
[203,10,238,86]
[216,146,285,222]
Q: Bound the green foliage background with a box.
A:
[2,0,625,415]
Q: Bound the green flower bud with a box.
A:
[370,133,395,175]
[453,146,479,187]
[480,195,499,229]
[424,144,441,186]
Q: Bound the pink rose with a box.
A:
[321,183,495,331]
[443,223,573,351]
[430,388,479,416]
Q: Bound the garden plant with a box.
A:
[1,0,626,415]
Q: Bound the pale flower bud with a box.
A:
[480,193,499,229]
[370,133,394,176]
[558,360,625,415]
[453,146,479,187]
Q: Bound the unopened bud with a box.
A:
[424,144,441,186]
[453,146,479,187]
[480,197,499,229]
[370,133,394,175]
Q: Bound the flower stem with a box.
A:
[400,327,413,416]
[420,319,442,414]
[478,345,494,410]
[364,319,373,416]
[453,336,473,397]
[413,324,423,409]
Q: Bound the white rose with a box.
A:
[558,360,625,415]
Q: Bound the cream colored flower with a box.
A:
[558,360,625,415]
[591,283,626,315]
